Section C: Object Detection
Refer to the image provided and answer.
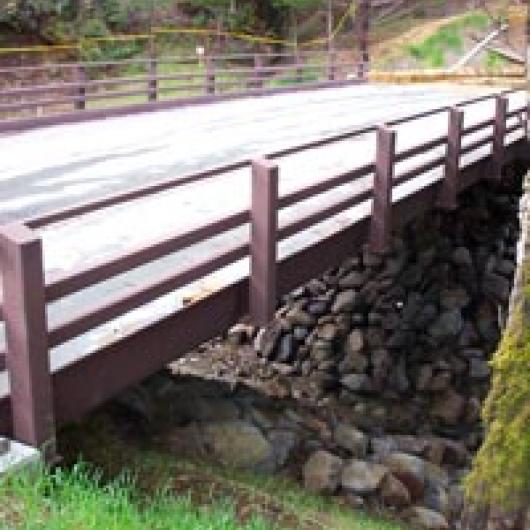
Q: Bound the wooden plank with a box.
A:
[0,224,55,458]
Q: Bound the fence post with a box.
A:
[74,64,86,111]
[295,52,303,83]
[357,0,370,79]
[147,45,158,102]
[369,125,396,254]
[250,158,279,327]
[0,223,55,459]
[437,107,464,210]
[253,54,264,90]
[491,95,508,181]
[205,55,216,95]
[327,50,336,81]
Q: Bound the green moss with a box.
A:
[465,258,530,510]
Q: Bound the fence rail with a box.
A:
[0,89,527,456]
[0,49,365,130]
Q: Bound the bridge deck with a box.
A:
[0,83,526,401]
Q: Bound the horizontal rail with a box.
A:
[0,50,330,75]
[394,154,446,186]
[394,135,447,162]
[460,135,494,156]
[47,241,249,348]
[462,118,495,136]
[46,210,250,302]
[279,163,374,208]
[21,89,525,230]
[279,189,372,241]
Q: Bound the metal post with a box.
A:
[250,158,279,326]
[74,64,86,111]
[205,55,216,95]
[491,95,508,180]
[357,0,370,79]
[147,39,158,102]
[0,223,55,459]
[437,107,464,210]
[369,125,396,254]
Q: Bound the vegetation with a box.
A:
[0,463,281,530]
[30,414,408,530]
[406,12,489,68]
[465,262,530,511]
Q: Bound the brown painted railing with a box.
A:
[0,89,527,456]
[0,50,364,131]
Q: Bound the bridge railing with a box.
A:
[0,89,527,456]
[0,50,364,130]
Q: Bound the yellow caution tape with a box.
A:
[0,0,358,54]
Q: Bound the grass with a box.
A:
[405,12,489,68]
[14,414,407,530]
[0,463,280,530]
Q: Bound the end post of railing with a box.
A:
[369,125,396,254]
[491,94,508,181]
[295,52,303,84]
[0,223,55,460]
[437,107,464,210]
[250,158,279,327]
[205,55,216,95]
[74,64,87,111]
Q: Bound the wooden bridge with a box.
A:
[0,82,527,458]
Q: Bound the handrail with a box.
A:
[21,89,524,229]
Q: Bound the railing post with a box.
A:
[491,95,508,181]
[74,64,86,111]
[0,223,55,459]
[437,107,464,210]
[295,52,303,83]
[327,50,336,81]
[253,54,264,90]
[250,158,279,327]
[147,45,158,102]
[357,0,370,80]
[369,125,396,254]
[205,55,216,95]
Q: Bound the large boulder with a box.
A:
[383,452,426,501]
[341,459,388,495]
[303,450,344,494]
[380,473,412,508]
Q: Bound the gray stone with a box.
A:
[380,473,412,508]
[452,247,473,268]
[469,357,491,379]
[482,272,511,303]
[341,459,388,495]
[257,321,283,359]
[316,323,339,342]
[333,424,368,457]
[276,334,296,363]
[344,329,364,355]
[339,351,369,374]
[383,452,426,501]
[332,290,360,313]
[339,271,365,289]
[416,364,433,392]
[286,307,316,327]
[341,373,372,393]
[268,429,297,470]
[428,309,464,342]
[199,421,274,472]
[402,506,450,530]
[431,389,466,426]
[310,340,334,363]
[439,287,470,310]
[303,450,344,494]
[423,483,451,519]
